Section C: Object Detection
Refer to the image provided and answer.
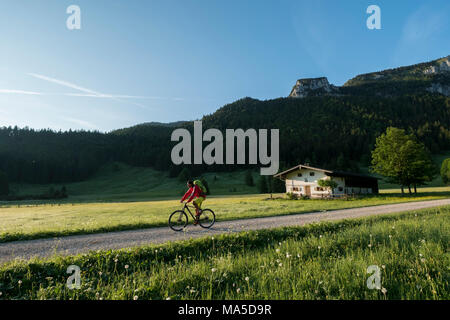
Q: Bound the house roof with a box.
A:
[273,164,379,180]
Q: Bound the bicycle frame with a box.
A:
[182,203,198,220]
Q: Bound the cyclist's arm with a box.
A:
[180,188,192,202]
[186,185,200,202]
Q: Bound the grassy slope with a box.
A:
[0,190,449,243]
[9,162,260,202]
[1,206,448,300]
[10,150,449,202]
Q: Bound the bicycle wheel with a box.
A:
[198,209,215,229]
[169,210,188,231]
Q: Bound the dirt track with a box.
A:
[1,199,449,264]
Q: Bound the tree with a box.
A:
[441,158,450,185]
[177,167,191,182]
[371,127,436,194]
[0,170,9,196]
[245,170,254,187]
[318,179,338,194]
[257,176,268,193]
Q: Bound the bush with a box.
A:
[286,192,298,200]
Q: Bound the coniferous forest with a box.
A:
[1,92,449,184]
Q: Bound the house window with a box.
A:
[310,172,315,176]
[293,187,299,192]
[297,173,302,177]
[315,187,324,191]
[338,187,343,192]
[304,178,308,182]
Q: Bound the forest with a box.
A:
[1,91,449,184]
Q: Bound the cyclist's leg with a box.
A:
[193,197,204,216]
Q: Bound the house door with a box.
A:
[305,186,311,196]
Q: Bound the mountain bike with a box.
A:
[169,203,216,231]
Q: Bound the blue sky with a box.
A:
[0,0,448,132]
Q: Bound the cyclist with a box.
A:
[180,180,206,225]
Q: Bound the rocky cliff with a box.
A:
[289,55,450,98]
[289,77,339,98]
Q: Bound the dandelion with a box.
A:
[211,237,214,240]
[368,244,372,248]
[166,297,171,300]
[276,248,280,253]
[319,235,322,238]
[381,287,387,295]
[421,258,426,263]
[18,280,22,285]
[236,288,241,293]
[114,259,118,263]
[279,263,283,267]
[419,253,423,257]
[125,265,129,269]
[318,246,321,250]
[211,268,217,273]
[190,289,196,293]
[297,254,301,258]
[388,235,392,239]
[0,292,2,296]
[223,272,228,278]
[133,296,138,300]
[245,277,249,282]
[98,272,102,276]
[381,265,386,269]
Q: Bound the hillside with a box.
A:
[0,55,449,185]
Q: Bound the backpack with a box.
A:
[193,180,207,195]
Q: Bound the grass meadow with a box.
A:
[0,206,448,300]
[1,190,449,242]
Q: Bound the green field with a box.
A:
[9,151,450,203]
[1,206,448,300]
[9,163,262,202]
[1,189,449,243]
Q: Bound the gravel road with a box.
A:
[1,199,449,264]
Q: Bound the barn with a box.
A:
[274,164,379,198]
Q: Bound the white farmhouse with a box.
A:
[274,164,379,198]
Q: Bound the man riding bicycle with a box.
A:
[180,180,207,225]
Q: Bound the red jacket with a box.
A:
[181,185,206,202]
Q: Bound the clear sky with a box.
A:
[0,0,448,132]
